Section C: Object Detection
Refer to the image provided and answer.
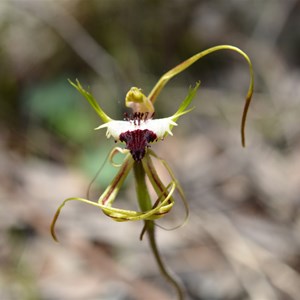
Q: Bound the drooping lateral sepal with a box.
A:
[50,149,181,242]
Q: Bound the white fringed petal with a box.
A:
[95,117,177,141]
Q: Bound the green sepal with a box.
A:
[148,45,254,147]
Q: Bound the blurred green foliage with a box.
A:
[24,77,95,143]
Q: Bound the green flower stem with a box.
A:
[133,162,185,300]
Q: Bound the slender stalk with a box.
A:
[133,161,185,300]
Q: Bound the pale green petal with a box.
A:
[171,82,200,123]
[69,79,112,123]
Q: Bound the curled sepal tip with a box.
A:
[50,197,113,242]
[50,208,61,242]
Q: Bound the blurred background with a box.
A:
[1,0,300,299]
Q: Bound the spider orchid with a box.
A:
[50,81,198,239]
[51,45,253,299]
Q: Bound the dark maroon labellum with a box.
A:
[120,129,157,162]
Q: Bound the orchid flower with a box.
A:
[51,45,254,299]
